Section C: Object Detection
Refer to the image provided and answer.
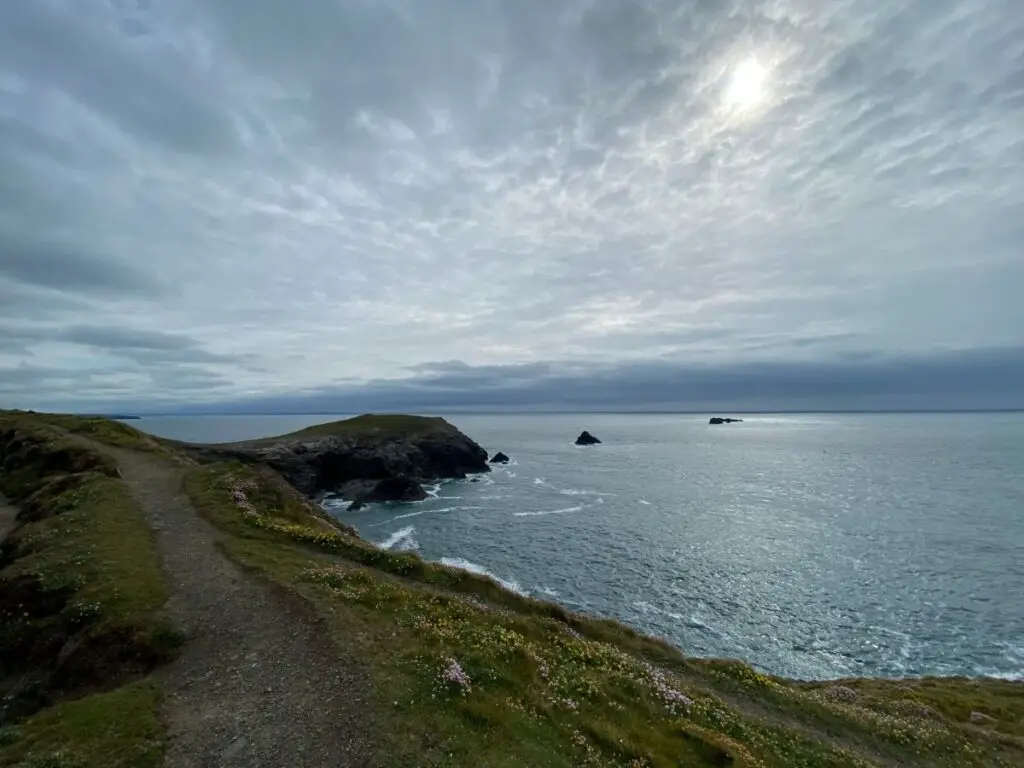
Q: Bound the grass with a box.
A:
[0,423,119,504]
[0,681,165,768]
[0,416,177,763]
[0,412,164,456]
[184,461,1024,767]
[235,413,453,445]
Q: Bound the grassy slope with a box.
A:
[0,415,177,767]
[219,413,453,447]
[0,682,165,768]
[0,412,166,454]
[185,460,1024,768]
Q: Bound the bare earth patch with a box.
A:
[0,493,15,542]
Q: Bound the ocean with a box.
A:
[133,412,1024,681]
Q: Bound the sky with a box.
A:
[1,0,1022,413]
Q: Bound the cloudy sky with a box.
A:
[1,0,1022,413]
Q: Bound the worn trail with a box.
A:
[97,446,372,768]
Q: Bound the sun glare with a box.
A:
[725,59,768,108]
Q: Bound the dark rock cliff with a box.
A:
[178,415,490,501]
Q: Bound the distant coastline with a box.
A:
[118,408,1024,418]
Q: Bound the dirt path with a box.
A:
[0,492,16,542]
[97,446,372,767]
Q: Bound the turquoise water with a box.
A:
[136,412,1024,681]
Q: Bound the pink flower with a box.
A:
[440,658,472,693]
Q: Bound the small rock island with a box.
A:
[575,431,602,445]
[709,417,744,425]
[490,452,510,464]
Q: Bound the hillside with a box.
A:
[0,411,1021,767]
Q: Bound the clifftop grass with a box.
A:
[235,413,454,445]
[0,682,165,768]
[0,411,165,457]
[0,416,177,766]
[185,460,1024,767]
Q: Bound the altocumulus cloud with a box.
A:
[1,0,1022,412]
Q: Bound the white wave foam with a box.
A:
[539,587,560,597]
[507,471,517,478]
[379,526,419,551]
[534,477,546,485]
[424,484,441,498]
[514,506,584,518]
[392,509,427,521]
[440,557,527,595]
[370,505,484,527]
[559,489,613,497]
[638,499,652,506]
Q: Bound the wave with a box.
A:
[559,489,614,497]
[379,526,419,551]
[514,506,584,518]
[370,505,485,527]
[638,499,652,506]
[392,509,428,521]
[440,557,527,595]
[320,495,349,512]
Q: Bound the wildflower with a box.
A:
[824,685,858,703]
[440,658,472,694]
[638,661,693,714]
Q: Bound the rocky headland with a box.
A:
[176,414,490,508]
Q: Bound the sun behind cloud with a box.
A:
[724,58,769,107]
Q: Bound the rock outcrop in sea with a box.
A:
[179,414,489,504]
[709,417,743,424]
[575,431,602,445]
[490,452,510,464]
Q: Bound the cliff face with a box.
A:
[180,415,490,499]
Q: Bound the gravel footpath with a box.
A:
[99,446,373,768]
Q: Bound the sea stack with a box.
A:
[709,417,743,425]
[490,452,510,464]
[575,431,602,445]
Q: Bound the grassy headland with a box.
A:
[0,411,1020,767]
